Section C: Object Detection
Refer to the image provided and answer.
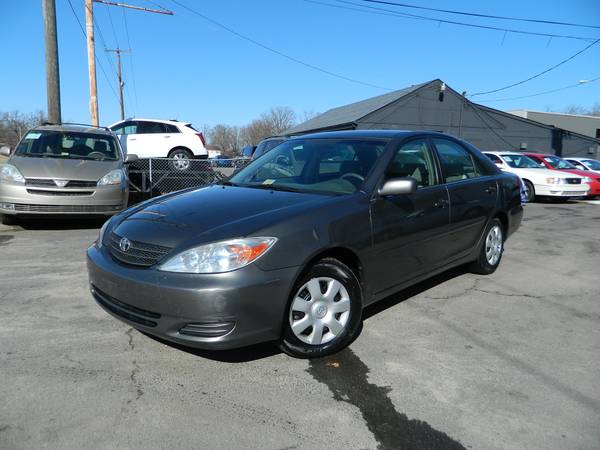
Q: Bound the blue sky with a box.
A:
[1,0,599,128]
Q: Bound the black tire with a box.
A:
[168,148,194,171]
[280,258,363,358]
[1,214,17,226]
[470,218,504,275]
[523,180,535,202]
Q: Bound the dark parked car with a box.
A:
[252,136,287,159]
[87,130,522,358]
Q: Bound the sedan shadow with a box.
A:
[11,217,107,230]
[142,265,470,363]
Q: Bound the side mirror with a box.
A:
[124,153,138,163]
[378,177,417,196]
[0,146,10,157]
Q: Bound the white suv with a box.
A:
[484,151,589,202]
[109,119,208,169]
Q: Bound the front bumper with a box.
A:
[87,244,300,350]
[0,181,127,215]
[534,183,590,197]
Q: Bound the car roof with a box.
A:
[290,129,449,140]
[524,152,553,157]
[110,118,191,126]
[484,151,526,156]
[33,124,114,136]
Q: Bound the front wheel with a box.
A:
[523,180,535,203]
[280,258,363,358]
[470,218,504,275]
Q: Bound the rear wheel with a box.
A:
[523,180,535,202]
[168,148,193,171]
[470,218,504,275]
[280,258,362,358]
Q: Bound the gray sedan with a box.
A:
[87,130,522,358]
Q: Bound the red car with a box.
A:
[525,152,600,197]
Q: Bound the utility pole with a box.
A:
[85,0,173,127]
[85,0,99,126]
[106,48,130,120]
[42,0,61,123]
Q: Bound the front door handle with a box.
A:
[484,185,497,194]
[434,199,449,208]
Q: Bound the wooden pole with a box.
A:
[106,49,129,120]
[42,0,62,123]
[85,0,99,126]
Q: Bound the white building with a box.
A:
[508,110,600,140]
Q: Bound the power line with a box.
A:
[475,77,600,103]
[65,0,121,103]
[355,0,600,30]
[169,0,393,91]
[313,0,600,42]
[470,38,600,97]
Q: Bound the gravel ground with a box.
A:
[1,201,599,450]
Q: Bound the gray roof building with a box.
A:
[286,79,600,158]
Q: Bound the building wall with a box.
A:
[355,83,600,158]
[508,110,600,140]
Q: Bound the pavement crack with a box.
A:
[124,328,144,402]
[308,348,466,450]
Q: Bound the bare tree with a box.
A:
[563,103,600,117]
[208,124,242,155]
[263,106,296,135]
[0,110,47,148]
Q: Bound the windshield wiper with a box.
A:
[217,180,238,186]
[244,183,305,193]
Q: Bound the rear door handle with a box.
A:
[164,136,171,138]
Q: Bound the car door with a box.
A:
[135,121,170,158]
[111,121,139,156]
[433,138,497,259]
[369,137,451,295]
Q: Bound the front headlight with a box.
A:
[98,169,124,186]
[582,176,591,183]
[158,237,277,273]
[545,177,563,185]
[0,164,25,183]
[96,219,111,248]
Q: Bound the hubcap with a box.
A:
[289,277,351,346]
[485,225,503,266]
[172,152,190,170]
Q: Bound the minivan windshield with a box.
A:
[501,154,540,169]
[14,130,120,161]
[229,138,389,195]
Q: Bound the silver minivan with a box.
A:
[0,124,137,225]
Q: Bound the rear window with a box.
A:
[15,130,120,161]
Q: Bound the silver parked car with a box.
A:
[0,124,137,225]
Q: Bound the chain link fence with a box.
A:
[127,158,250,201]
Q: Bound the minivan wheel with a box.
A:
[523,180,535,202]
[470,218,504,275]
[0,214,17,226]
[168,148,193,171]
[280,258,362,358]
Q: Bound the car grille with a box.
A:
[107,232,172,267]
[91,284,160,327]
[13,204,122,213]
[565,178,581,185]
[25,178,97,188]
[26,189,93,196]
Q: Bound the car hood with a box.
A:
[9,155,121,181]
[556,168,595,178]
[112,185,336,249]
[504,167,579,180]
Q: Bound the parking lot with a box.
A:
[1,201,599,450]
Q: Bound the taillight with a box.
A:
[196,133,206,146]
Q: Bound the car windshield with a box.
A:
[228,138,389,195]
[501,154,540,169]
[583,159,600,170]
[543,155,576,170]
[14,130,120,161]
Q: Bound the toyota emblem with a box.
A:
[119,237,131,252]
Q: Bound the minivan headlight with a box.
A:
[0,164,25,183]
[96,219,111,248]
[98,169,123,186]
[158,237,277,273]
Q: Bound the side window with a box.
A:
[386,139,437,188]
[484,153,502,164]
[112,121,137,135]
[164,124,180,133]
[433,139,481,183]
[137,121,166,134]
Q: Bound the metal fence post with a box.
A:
[148,158,153,198]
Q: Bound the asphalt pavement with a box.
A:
[1,201,599,450]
